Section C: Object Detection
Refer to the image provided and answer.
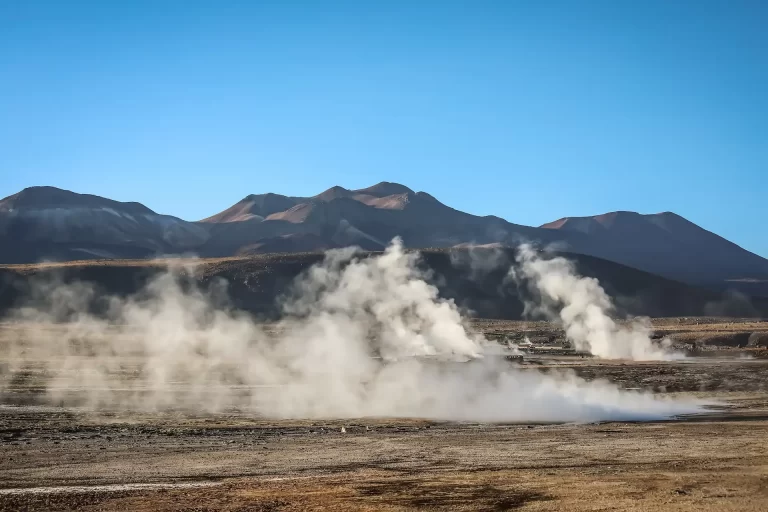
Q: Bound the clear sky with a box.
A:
[1,1,766,256]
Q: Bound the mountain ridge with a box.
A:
[1,183,767,297]
[0,186,156,215]
[541,210,768,289]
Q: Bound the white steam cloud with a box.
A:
[512,244,683,361]
[1,239,699,422]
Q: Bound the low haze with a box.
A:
[1,1,766,257]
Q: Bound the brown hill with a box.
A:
[199,193,297,223]
[197,181,566,259]
[0,186,154,215]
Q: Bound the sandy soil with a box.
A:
[2,322,768,511]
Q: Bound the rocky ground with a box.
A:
[1,320,768,511]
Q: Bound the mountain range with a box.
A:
[2,183,767,297]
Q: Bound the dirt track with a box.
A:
[2,355,768,511]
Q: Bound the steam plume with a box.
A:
[512,244,683,361]
[1,240,698,421]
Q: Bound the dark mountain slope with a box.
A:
[542,211,768,290]
[2,249,764,320]
[0,187,209,263]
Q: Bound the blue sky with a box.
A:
[1,1,766,256]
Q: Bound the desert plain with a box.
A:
[1,318,767,511]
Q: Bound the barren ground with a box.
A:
[1,320,768,511]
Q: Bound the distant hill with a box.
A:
[0,186,208,262]
[196,182,570,258]
[541,211,768,293]
[1,183,767,297]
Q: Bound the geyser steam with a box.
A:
[512,244,683,361]
[1,240,698,421]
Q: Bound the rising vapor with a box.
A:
[512,244,683,361]
[1,239,698,422]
